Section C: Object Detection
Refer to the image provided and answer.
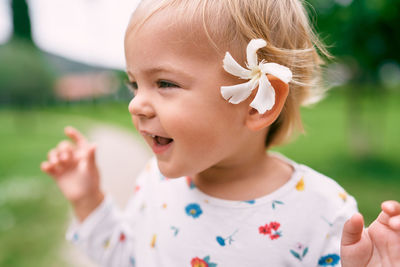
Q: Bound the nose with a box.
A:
[128,91,155,119]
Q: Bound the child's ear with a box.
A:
[245,75,289,131]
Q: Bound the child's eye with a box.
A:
[126,81,138,93]
[157,80,179,88]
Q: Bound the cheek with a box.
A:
[128,98,135,114]
[167,111,217,142]
[167,109,238,152]
[161,89,247,151]
[130,115,139,130]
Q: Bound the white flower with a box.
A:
[220,39,292,114]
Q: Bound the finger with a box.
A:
[48,149,59,164]
[41,161,59,177]
[57,140,74,151]
[389,215,400,231]
[65,126,87,146]
[86,144,97,169]
[382,200,400,216]
[41,161,52,173]
[56,142,74,164]
[378,201,400,227]
[377,210,391,226]
[58,149,72,163]
[47,148,69,176]
[341,213,364,246]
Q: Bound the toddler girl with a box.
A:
[41,0,400,266]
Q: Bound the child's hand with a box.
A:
[341,200,400,267]
[41,126,104,221]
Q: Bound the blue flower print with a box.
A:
[130,256,136,266]
[318,254,340,266]
[243,200,255,204]
[185,203,203,218]
[216,236,226,246]
[73,233,79,242]
[216,229,238,246]
[159,172,167,181]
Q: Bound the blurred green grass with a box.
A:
[0,89,399,266]
[0,102,133,266]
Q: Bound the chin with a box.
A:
[157,161,187,179]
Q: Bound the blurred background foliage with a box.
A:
[309,0,400,86]
[0,39,55,107]
[0,0,399,266]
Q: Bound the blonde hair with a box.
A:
[128,0,330,147]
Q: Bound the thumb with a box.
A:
[341,213,364,246]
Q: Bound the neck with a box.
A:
[193,145,293,201]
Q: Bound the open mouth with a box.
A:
[141,131,174,154]
[154,135,174,146]
[151,135,173,154]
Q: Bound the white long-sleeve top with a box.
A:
[66,154,358,267]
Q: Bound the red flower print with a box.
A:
[191,257,209,267]
[186,176,196,189]
[259,224,271,235]
[269,221,280,231]
[258,221,282,240]
[270,233,281,240]
[120,232,126,242]
[134,185,140,193]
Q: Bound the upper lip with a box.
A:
[140,130,156,138]
[140,130,172,139]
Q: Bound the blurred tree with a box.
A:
[308,0,400,85]
[0,0,55,108]
[0,42,54,107]
[11,0,33,43]
[306,0,400,157]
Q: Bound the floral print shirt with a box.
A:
[66,154,357,267]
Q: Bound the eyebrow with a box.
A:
[127,65,194,80]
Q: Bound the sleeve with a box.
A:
[65,165,150,267]
[317,194,358,267]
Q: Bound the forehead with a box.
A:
[125,7,222,65]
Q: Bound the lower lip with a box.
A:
[151,140,173,154]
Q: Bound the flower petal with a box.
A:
[250,74,275,114]
[223,52,251,79]
[246,39,267,69]
[260,63,292,84]
[221,79,257,104]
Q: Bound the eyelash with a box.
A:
[125,80,179,93]
[157,80,179,88]
[126,81,138,93]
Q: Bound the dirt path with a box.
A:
[59,124,151,266]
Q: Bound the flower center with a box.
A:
[251,66,262,79]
